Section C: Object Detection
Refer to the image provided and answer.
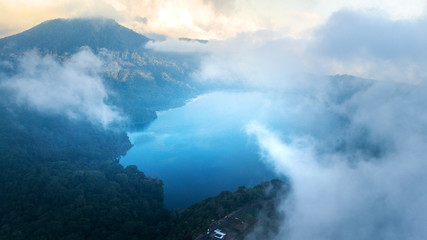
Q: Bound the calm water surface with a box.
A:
[121,91,280,208]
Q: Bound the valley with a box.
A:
[0,18,285,240]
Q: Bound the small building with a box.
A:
[214,229,226,239]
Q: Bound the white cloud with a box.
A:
[165,9,427,239]
[246,85,427,238]
[0,49,123,127]
[2,0,426,39]
[148,9,427,87]
[310,10,427,82]
[145,38,211,53]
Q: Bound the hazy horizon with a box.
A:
[2,1,427,239]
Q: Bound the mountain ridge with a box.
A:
[0,18,151,54]
[0,17,199,130]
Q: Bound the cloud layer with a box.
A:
[246,79,427,239]
[1,3,426,239]
[1,0,426,39]
[1,49,123,127]
[148,8,427,240]
[237,11,427,239]
[311,10,427,82]
[146,9,427,85]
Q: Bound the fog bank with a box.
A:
[0,49,123,127]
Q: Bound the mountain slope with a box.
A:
[0,18,286,240]
[0,18,150,54]
[0,18,199,129]
[0,19,176,240]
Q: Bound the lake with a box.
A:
[121,91,281,208]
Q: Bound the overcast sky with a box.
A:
[3,1,427,239]
[1,0,426,39]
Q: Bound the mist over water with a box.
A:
[121,91,281,208]
[123,8,427,238]
[3,4,427,239]
[121,75,427,238]
[243,79,427,240]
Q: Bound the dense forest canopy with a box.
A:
[0,18,286,240]
[0,101,170,240]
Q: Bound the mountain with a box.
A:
[0,18,185,240]
[178,37,208,44]
[0,18,150,54]
[0,18,199,129]
[0,18,285,240]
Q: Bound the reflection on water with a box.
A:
[121,91,280,208]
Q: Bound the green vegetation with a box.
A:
[167,180,287,240]
[0,18,200,129]
[0,18,287,240]
[101,49,199,129]
[0,100,287,239]
[0,103,172,240]
[214,197,284,240]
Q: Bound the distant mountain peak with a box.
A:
[178,37,208,44]
[0,17,151,54]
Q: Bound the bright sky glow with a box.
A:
[0,0,426,39]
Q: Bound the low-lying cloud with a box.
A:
[0,49,123,127]
[237,15,427,236]
[311,10,427,82]
[148,9,427,86]
[246,79,427,239]
[145,8,427,240]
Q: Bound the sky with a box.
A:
[3,0,424,83]
[1,0,426,39]
[3,1,427,239]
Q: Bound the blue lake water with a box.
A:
[121,91,281,208]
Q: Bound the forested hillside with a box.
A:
[0,18,286,240]
[0,18,193,239]
[167,180,287,240]
[0,18,199,129]
[0,100,173,240]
